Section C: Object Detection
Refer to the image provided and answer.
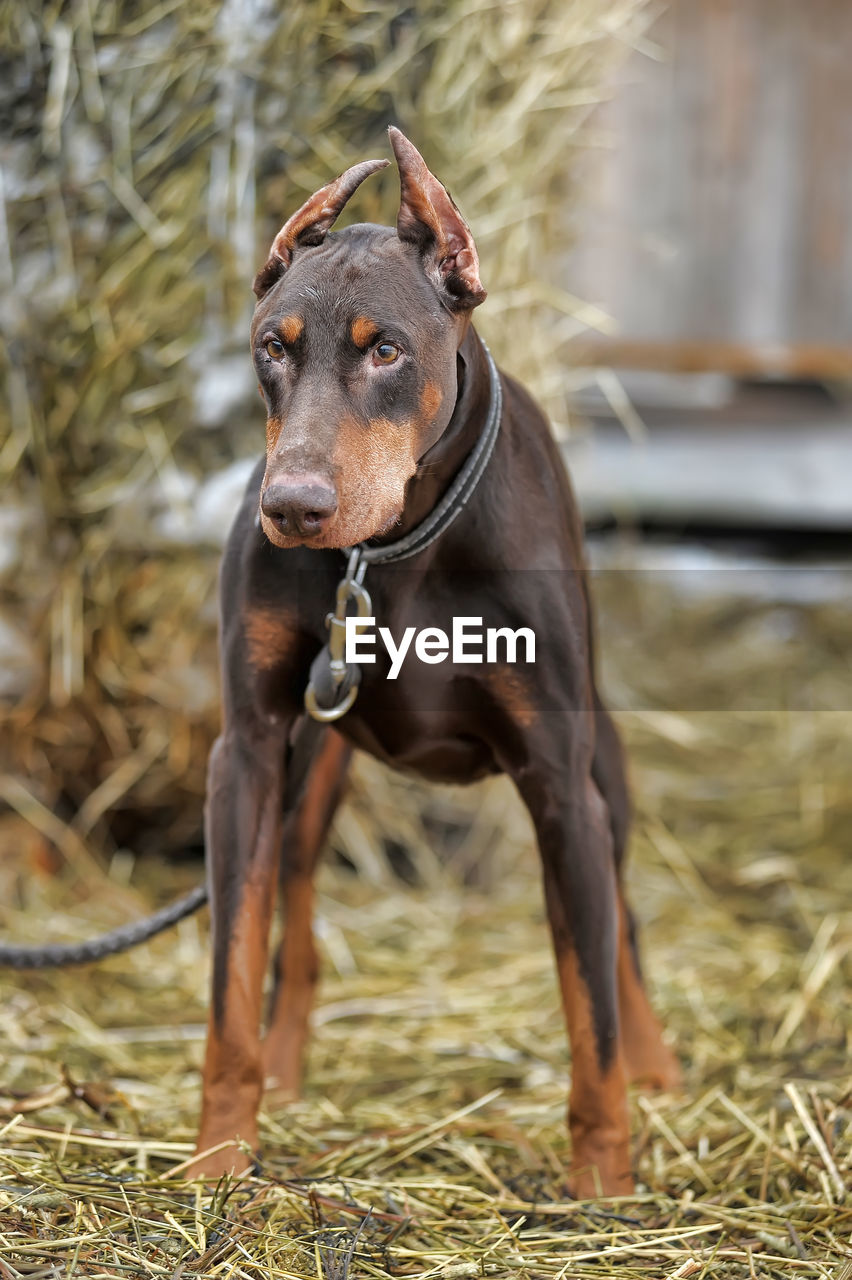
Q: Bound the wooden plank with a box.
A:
[573,339,852,379]
[564,418,852,528]
[566,0,852,352]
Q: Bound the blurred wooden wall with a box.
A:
[570,0,852,377]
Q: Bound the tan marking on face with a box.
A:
[351,315,380,348]
[329,414,417,545]
[260,414,417,550]
[279,315,303,344]
[244,607,297,670]
[265,416,283,451]
[420,379,443,421]
[483,667,537,728]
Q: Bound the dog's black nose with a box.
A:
[261,480,338,538]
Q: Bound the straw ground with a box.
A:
[1,566,850,1277]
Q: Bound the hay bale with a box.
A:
[0,0,649,867]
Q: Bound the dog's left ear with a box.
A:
[389,127,486,311]
[253,158,389,298]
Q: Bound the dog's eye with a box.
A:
[373,342,400,365]
[265,338,285,359]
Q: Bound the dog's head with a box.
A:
[250,129,486,550]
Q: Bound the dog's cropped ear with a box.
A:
[253,158,389,299]
[389,127,486,312]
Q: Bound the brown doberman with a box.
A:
[191,127,680,1196]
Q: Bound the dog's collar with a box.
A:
[303,344,502,723]
[351,341,502,567]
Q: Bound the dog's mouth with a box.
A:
[259,505,403,551]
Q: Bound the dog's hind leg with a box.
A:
[592,694,631,871]
[512,702,632,1199]
[615,893,681,1091]
[593,696,680,1091]
[262,729,352,1101]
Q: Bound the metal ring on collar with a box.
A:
[304,680,360,722]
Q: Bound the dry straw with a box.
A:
[2,1,850,1275]
[0,683,850,1273]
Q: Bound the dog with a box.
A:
[189,128,679,1196]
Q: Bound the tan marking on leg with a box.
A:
[482,667,537,729]
[192,868,278,1178]
[263,732,351,1100]
[617,896,681,1091]
[263,875,316,1100]
[278,314,304,344]
[351,315,379,348]
[244,608,297,671]
[554,946,633,1198]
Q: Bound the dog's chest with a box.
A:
[338,663,499,783]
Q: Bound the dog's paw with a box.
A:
[565,1129,635,1200]
[565,1159,635,1200]
[182,1138,257,1182]
[626,1043,683,1093]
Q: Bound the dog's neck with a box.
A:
[374,328,493,546]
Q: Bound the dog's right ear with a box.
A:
[253,158,389,299]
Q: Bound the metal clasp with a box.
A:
[304,549,372,722]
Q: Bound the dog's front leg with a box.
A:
[189,720,288,1178]
[263,729,352,1101]
[514,715,632,1199]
